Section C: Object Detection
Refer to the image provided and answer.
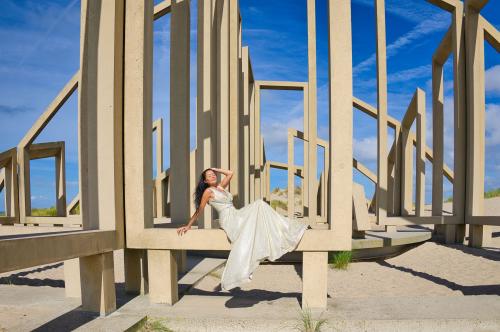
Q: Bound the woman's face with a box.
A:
[204,170,217,186]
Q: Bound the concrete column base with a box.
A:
[469,225,492,248]
[174,250,187,273]
[385,225,397,233]
[435,225,466,244]
[302,251,327,309]
[148,249,178,305]
[124,249,148,295]
[80,252,116,315]
[64,258,81,298]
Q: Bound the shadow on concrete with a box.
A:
[32,309,99,332]
[377,260,500,296]
[0,263,64,288]
[30,282,138,331]
[186,287,303,308]
[492,231,500,238]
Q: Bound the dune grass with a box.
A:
[295,307,327,332]
[445,188,500,203]
[484,188,500,199]
[31,206,57,216]
[328,251,352,270]
[271,199,288,211]
[129,317,173,332]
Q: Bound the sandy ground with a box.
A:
[192,237,500,300]
[0,199,498,330]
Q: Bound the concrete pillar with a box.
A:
[401,124,413,216]
[415,89,426,217]
[55,143,67,217]
[64,258,81,298]
[196,0,214,228]
[228,0,240,206]
[215,0,230,171]
[153,119,164,218]
[0,151,19,221]
[375,0,388,224]
[288,130,295,219]
[170,0,190,227]
[307,0,318,223]
[451,3,467,243]
[465,2,490,247]
[302,251,328,309]
[148,250,178,305]
[124,249,148,295]
[80,252,116,315]
[242,47,251,206]
[79,0,125,236]
[18,148,31,220]
[249,81,256,202]
[77,0,126,315]
[328,0,353,241]
[124,0,154,240]
[254,87,261,199]
[302,86,310,219]
[393,125,402,215]
[432,58,445,224]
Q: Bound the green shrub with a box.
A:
[328,251,352,270]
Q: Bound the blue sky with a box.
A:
[0,0,499,210]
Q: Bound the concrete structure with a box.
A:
[0,0,498,318]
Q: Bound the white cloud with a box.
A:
[31,195,48,201]
[352,0,444,24]
[354,13,449,76]
[485,65,500,96]
[486,103,500,145]
[354,136,378,162]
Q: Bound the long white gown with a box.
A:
[207,186,307,291]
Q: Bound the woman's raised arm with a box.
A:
[211,167,233,189]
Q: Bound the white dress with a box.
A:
[207,186,307,291]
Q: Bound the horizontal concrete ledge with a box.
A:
[352,230,431,250]
[24,216,82,226]
[382,215,462,226]
[127,229,351,251]
[0,217,17,225]
[468,216,500,226]
[0,230,118,273]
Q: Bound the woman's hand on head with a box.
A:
[176,224,191,236]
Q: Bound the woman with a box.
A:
[176,167,308,291]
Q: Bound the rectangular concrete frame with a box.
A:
[256,81,311,217]
[19,142,67,220]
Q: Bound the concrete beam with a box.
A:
[127,228,351,251]
[154,0,172,20]
[256,81,307,90]
[0,230,117,273]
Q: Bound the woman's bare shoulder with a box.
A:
[203,187,215,196]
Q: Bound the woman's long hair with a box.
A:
[194,168,212,210]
